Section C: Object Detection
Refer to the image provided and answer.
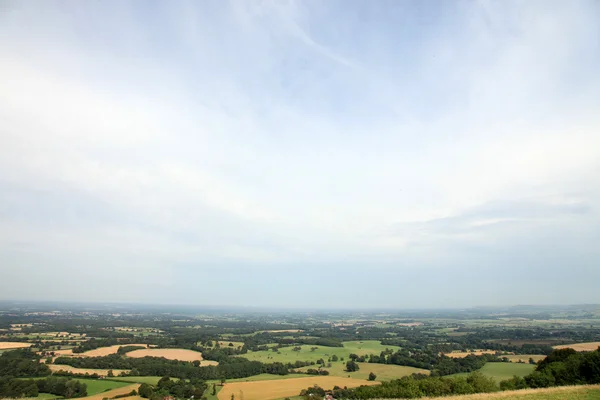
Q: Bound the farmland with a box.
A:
[0,342,31,349]
[47,364,130,375]
[553,341,600,351]
[82,344,149,357]
[125,348,217,364]
[504,355,546,363]
[450,362,536,382]
[217,376,378,400]
[444,350,498,358]
[67,378,130,396]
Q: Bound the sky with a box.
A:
[1,0,599,309]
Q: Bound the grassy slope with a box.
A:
[74,378,130,395]
[238,340,400,364]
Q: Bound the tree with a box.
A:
[212,383,216,395]
[331,355,339,362]
[346,360,359,372]
[349,353,359,361]
[529,358,537,365]
[138,383,153,398]
[368,372,377,381]
[107,370,114,377]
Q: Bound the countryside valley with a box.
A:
[1,303,600,400]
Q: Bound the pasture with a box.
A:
[237,340,401,364]
[553,341,600,351]
[0,342,31,350]
[450,362,535,382]
[125,348,217,365]
[296,362,429,381]
[69,378,130,396]
[78,383,140,400]
[217,376,378,400]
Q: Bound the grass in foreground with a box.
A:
[419,384,600,399]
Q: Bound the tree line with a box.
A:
[0,376,87,399]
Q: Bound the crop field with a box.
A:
[217,376,379,400]
[296,362,429,381]
[444,350,498,358]
[215,341,245,349]
[450,362,535,382]
[553,341,600,351]
[47,364,130,376]
[419,384,600,399]
[82,344,148,357]
[238,340,401,364]
[125,348,217,364]
[504,355,546,363]
[0,342,31,349]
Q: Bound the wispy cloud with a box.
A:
[0,0,599,307]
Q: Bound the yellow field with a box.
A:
[125,348,217,365]
[553,342,600,351]
[0,342,31,349]
[504,355,546,363]
[263,329,304,333]
[217,376,378,400]
[82,344,148,357]
[48,364,130,375]
[420,384,600,399]
[78,384,140,400]
[216,341,245,349]
[444,350,498,358]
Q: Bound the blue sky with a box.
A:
[1,0,599,309]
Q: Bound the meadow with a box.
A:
[237,340,401,363]
[295,361,429,381]
[217,376,378,400]
[68,378,130,396]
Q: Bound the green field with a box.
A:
[450,362,536,382]
[237,340,401,364]
[296,361,428,381]
[72,378,130,395]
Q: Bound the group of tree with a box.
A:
[138,377,207,400]
[0,349,51,377]
[0,376,87,399]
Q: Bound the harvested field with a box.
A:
[397,322,423,327]
[48,363,130,375]
[125,348,217,365]
[217,376,378,400]
[262,329,304,333]
[82,344,148,357]
[505,355,546,363]
[0,342,31,349]
[444,350,498,358]
[419,384,600,399]
[216,341,245,349]
[491,340,561,347]
[553,341,600,351]
[78,383,140,400]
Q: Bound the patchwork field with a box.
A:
[504,355,546,363]
[82,344,148,357]
[238,341,401,364]
[217,376,378,400]
[125,348,217,365]
[47,364,130,376]
[444,350,498,358]
[419,384,600,399]
[296,362,429,381]
[0,342,31,349]
[553,341,600,351]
